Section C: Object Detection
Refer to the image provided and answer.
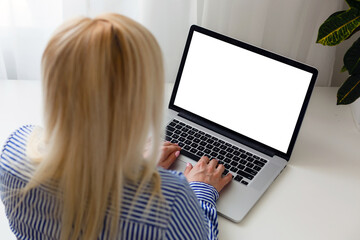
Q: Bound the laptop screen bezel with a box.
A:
[168,25,317,161]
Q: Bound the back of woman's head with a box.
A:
[27,13,164,239]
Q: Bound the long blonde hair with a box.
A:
[25,13,164,239]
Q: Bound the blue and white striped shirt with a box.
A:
[0,126,220,239]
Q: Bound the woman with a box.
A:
[0,13,232,239]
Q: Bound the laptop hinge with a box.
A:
[178,111,276,157]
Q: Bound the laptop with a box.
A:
[165,25,317,222]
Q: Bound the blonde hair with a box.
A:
[25,13,164,239]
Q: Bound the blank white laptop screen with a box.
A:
[174,31,313,153]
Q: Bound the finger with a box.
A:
[221,173,233,187]
[208,159,218,168]
[215,164,225,174]
[163,141,172,146]
[161,145,181,157]
[198,156,210,164]
[183,162,193,176]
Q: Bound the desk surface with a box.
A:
[0,80,359,240]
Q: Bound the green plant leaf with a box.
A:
[344,37,360,75]
[337,74,360,104]
[345,25,360,39]
[316,8,360,46]
[346,0,360,9]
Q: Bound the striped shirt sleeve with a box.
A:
[164,177,210,239]
[189,182,219,240]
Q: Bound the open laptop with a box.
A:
[165,25,318,222]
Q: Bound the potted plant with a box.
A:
[316,0,360,128]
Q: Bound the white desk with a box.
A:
[1,80,360,240]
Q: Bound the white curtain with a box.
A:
[0,0,344,86]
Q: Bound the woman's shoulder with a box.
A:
[0,125,36,181]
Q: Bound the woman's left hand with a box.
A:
[158,142,181,169]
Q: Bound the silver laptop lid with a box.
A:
[169,25,317,160]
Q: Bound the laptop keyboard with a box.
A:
[165,119,268,186]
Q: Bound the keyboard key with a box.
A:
[230,161,237,166]
[224,158,231,163]
[213,147,220,152]
[204,149,211,154]
[185,140,191,145]
[180,132,188,137]
[200,136,208,141]
[173,119,179,123]
[238,164,245,170]
[178,142,185,147]
[169,122,176,127]
[213,142,221,147]
[246,152,253,156]
[206,139,214,144]
[227,148,234,153]
[226,153,233,158]
[198,146,205,151]
[223,169,229,175]
[211,136,218,141]
[188,130,195,135]
[195,133,201,138]
[220,144,227,150]
[240,159,247,165]
[179,137,185,142]
[247,156,254,162]
[175,125,183,129]
[254,156,260,160]
[240,153,247,159]
[175,130,181,134]
[237,169,254,180]
[206,144,214,149]
[172,134,179,139]
[259,158,267,163]
[191,143,198,148]
[184,145,191,150]
[165,136,172,141]
[187,135,194,140]
[179,122,185,126]
[233,151,240,156]
[205,133,211,138]
[171,139,178,144]
[200,141,207,146]
[224,163,231,169]
[244,167,258,176]
[193,138,200,143]
[230,166,237,172]
[218,139,225,144]
[196,151,204,157]
[182,128,189,133]
[253,166,261,171]
[198,130,205,135]
[233,156,240,161]
[241,180,248,186]
[210,152,218,158]
[234,175,243,182]
[225,142,231,147]
[190,148,197,154]
[167,126,175,132]
[246,162,254,168]
[219,150,226,155]
[217,155,225,160]
[254,160,265,167]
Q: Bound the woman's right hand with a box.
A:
[184,156,232,193]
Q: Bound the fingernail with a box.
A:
[186,162,191,167]
[175,151,180,157]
